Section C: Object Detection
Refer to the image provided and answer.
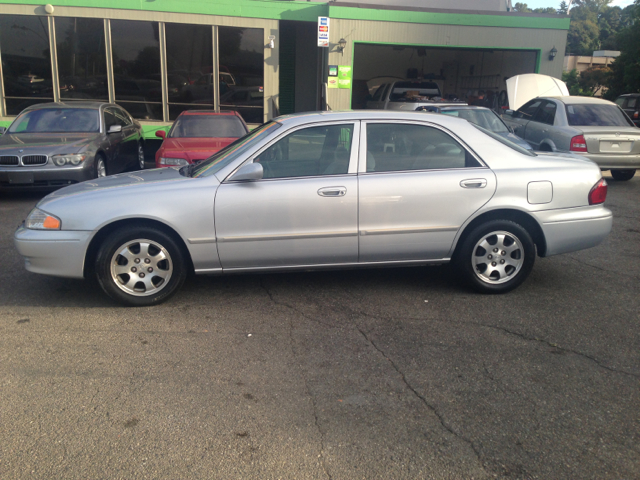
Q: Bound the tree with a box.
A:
[603,1,640,98]
[566,5,601,54]
[558,1,570,14]
[578,66,611,95]
[512,3,557,13]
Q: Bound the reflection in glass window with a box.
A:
[219,26,264,124]
[110,20,162,120]
[0,15,53,114]
[366,123,479,172]
[255,124,354,179]
[55,17,107,101]
[165,23,214,120]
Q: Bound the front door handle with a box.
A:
[318,186,347,197]
[460,178,487,188]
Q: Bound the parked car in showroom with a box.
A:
[366,80,464,111]
[502,96,640,181]
[418,105,533,150]
[155,110,248,167]
[0,101,144,189]
[615,93,640,127]
[14,111,611,306]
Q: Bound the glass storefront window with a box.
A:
[110,19,162,120]
[55,17,108,101]
[0,15,53,115]
[165,23,214,120]
[218,26,264,124]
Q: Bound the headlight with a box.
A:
[159,157,189,166]
[52,154,86,166]
[25,208,61,230]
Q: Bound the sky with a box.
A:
[519,0,635,8]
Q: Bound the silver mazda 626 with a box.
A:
[14,111,613,306]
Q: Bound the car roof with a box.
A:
[275,110,470,129]
[178,110,240,117]
[22,101,110,111]
[542,96,615,105]
[439,106,492,111]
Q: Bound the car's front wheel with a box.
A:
[94,154,107,178]
[456,220,535,294]
[95,226,187,306]
[610,169,636,181]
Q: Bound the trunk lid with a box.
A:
[579,126,640,154]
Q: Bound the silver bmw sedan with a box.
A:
[14,111,612,306]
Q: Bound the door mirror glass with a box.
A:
[108,124,122,134]
[229,162,263,182]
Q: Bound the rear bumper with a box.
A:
[579,153,640,170]
[14,226,92,278]
[0,164,94,189]
[533,205,613,257]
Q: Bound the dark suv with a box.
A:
[615,94,640,127]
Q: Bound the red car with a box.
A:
[155,110,249,167]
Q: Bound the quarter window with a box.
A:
[255,124,354,179]
[365,123,480,173]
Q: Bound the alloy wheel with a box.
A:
[110,238,173,297]
[472,230,524,285]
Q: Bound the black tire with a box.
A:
[610,169,636,181]
[456,219,535,294]
[94,153,107,179]
[95,226,187,306]
[137,141,145,171]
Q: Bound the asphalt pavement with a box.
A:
[0,173,638,479]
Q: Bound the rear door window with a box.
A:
[371,85,386,102]
[514,100,542,120]
[532,101,557,125]
[365,123,481,173]
[628,98,637,109]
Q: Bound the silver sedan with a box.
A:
[502,96,640,181]
[14,111,613,306]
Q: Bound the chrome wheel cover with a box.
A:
[110,238,173,297]
[472,230,524,285]
[138,143,145,169]
[96,158,106,178]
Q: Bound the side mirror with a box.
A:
[155,130,166,139]
[229,162,263,182]
[504,109,514,116]
[0,126,6,135]
[107,124,122,134]
[508,126,514,133]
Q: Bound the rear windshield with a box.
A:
[8,108,100,133]
[473,124,536,157]
[169,114,247,138]
[565,104,634,127]
[389,82,441,102]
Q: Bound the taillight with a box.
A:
[588,179,608,205]
[634,111,639,119]
[570,135,588,153]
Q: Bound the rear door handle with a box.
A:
[460,178,487,188]
[318,186,347,197]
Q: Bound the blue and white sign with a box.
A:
[318,16,330,47]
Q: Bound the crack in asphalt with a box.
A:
[479,323,640,379]
[565,255,640,280]
[260,279,332,480]
[354,324,489,476]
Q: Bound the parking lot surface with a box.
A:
[1,174,638,479]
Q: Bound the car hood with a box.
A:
[506,74,569,110]
[38,167,190,208]
[0,132,102,155]
[160,137,236,161]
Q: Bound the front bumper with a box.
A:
[533,205,613,257]
[14,226,93,279]
[0,164,95,189]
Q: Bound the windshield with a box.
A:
[169,114,247,138]
[442,109,509,133]
[8,108,100,133]
[190,121,282,178]
[565,104,634,127]
[473,124,536,157]
[389,81,440,102]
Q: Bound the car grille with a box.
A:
[0,155,19,165]
[21,155,48,166]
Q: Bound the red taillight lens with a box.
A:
[588,179,608,205]
[634,111,639,119]
[570,135,588,153]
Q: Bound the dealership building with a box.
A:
[0,0,569,134]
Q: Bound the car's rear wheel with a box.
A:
[456,220,535,293]
[137,141,145,170]
[610,169,636,181]
[94,154,107,178]
[95,227,187,306]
